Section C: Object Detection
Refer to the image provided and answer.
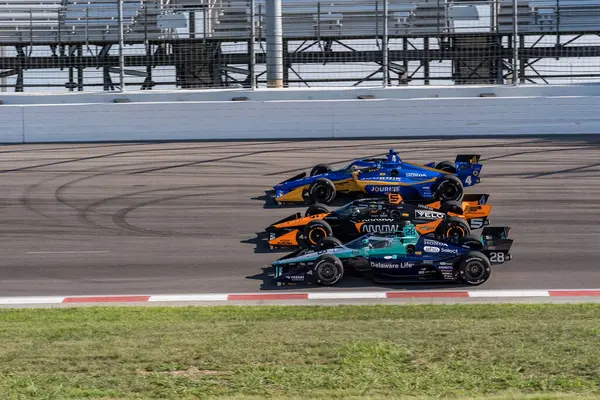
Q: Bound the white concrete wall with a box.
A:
[0,107,24,143]
[0,85,599,143]
[2,84,600,105]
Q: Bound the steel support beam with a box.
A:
[117,0,125,91]
[249,0,256,88]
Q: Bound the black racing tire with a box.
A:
[434,175,464,202]
[316,237,343,250]
[439,200,464,215]
[314,255,344,286]
[305,203,331,217]
[308,178,336,205]
[436,216,471,242]
[304,220,333,248]
[310,164,332,176]
[435,160,457,173]
[456,251,491,286]
[459,233,484,250]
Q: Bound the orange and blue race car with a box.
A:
[265,193,492,249]
[272,149,483,205]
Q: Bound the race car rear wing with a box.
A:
[481,227,513,252]
[483,226,510,240]
[481,226,513,263]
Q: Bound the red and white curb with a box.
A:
[1,289,600,305]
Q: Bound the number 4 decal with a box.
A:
[489,252,505,263]
[465,175,472,185]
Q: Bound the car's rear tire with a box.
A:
[310,164,332,176]
[304,220,333,248]
[439,200,463,215]
[456,251,491,285]
[436,216,471,242]
[314,255,344,286]
[434,175,464,202]
[435,160,457,173]
[308,178,336,205]
[305,203,331,217]
[459,233,484,250]
[317,237,343,250]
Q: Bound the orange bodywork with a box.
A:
[414,220,443,235]
[268,213,329,247]
[461,204,492,219]
[271,213,329,229]
[269,230,301,247]
[388,193,491,234]
[268,195,492,248]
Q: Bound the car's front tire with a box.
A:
[314,255,344,286]
[308,178,336,205]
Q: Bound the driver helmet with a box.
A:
[387,149,400,163]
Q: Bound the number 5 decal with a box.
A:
[489,252,505,263]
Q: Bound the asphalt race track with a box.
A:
[1,136,599,296]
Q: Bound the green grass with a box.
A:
[0,304,599,399]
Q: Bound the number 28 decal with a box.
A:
[489,252,505,263]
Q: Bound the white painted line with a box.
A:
[468,290,550,298]
[308,291,388,300]
[148,294,229,302]
[26,251,110,255]
[0,296,65,305]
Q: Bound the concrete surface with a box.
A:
[0,136,599,297]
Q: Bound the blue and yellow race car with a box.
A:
[273,150,483,205]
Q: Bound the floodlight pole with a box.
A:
[118,0,125,92]
[382,0,388,86]
[266,0,283,88]
[512,0,518,85]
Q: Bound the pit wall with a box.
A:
[0,85,598,143]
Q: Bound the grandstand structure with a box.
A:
[0,0,600,91]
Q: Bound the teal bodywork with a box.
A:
[272,223,420,277]
[270,222,513,287]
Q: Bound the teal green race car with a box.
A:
[272,222,513,286]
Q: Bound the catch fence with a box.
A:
[0,0,599,92]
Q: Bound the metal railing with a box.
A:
[1,0,600,92]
